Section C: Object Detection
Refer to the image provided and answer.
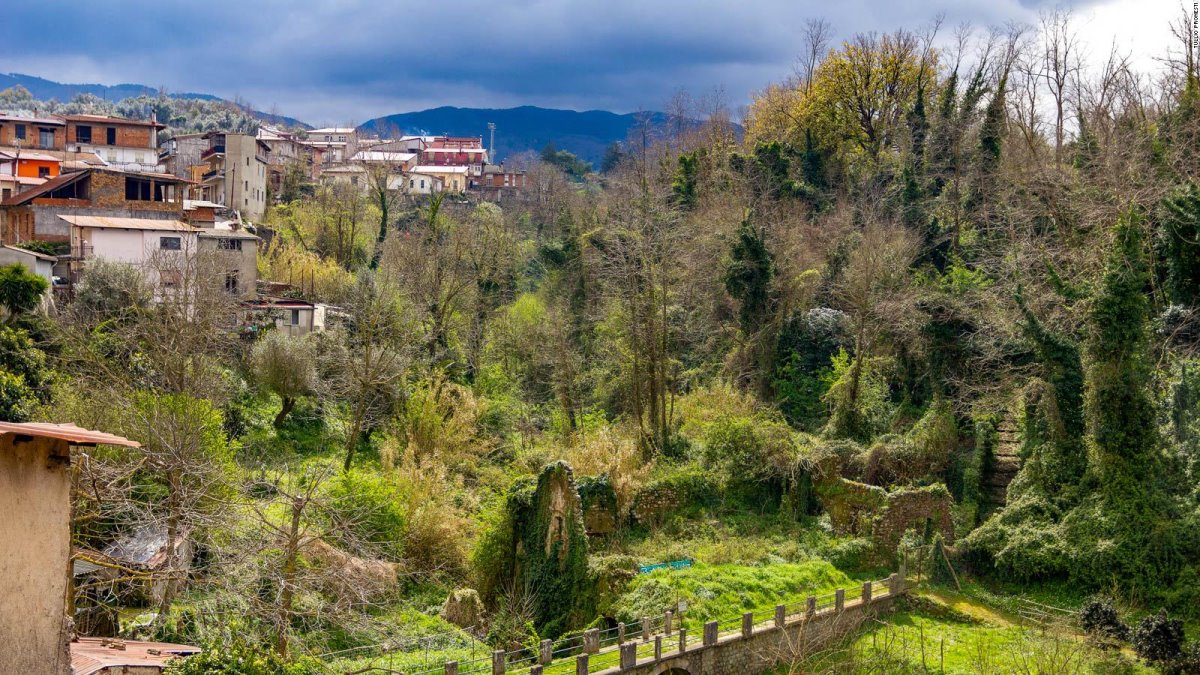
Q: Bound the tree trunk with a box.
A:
[274,396,296,429]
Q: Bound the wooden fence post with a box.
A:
[862,581,873,605]
[774,603,786,628]
[444,661,458,675]
[654,635,662,660]
[665,610,674,635]
[575,654,588,675]
[742,612,753,637]
[678,627,687,653]
[806,595,816,618]
[835,588,845,612]
[703,621,718,646]
[641,616,651,641]
[530,667,543,675]
[492,650,505,675]
[539,639,552,665]
[617,622,625,644]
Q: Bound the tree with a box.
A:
[323,275,408,471]
[803,30,928,159]
[382,194,473,364]
[129,392,233,629]
[68,258,154,327]
[250,332,317,428]
[0,263,47,319]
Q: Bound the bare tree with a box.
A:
[1039,9,1083,163]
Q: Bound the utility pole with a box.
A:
[487,122,496,165]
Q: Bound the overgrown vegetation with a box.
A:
[4,8,1200,673]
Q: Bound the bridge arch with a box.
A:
[652,666,691,675]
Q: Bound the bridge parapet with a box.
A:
[380,572,907,675]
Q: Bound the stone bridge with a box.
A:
[424,571,907,675]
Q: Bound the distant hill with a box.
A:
[0,73,309,129]
[360,106,672,165]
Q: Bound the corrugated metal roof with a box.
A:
[71,638,200,675]
[58,215,197,232]
[0,422,140,447]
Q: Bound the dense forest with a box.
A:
[5,9,1200,674]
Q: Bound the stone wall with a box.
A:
[873,486,955,552]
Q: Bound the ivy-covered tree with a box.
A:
[1158,182,1200,304]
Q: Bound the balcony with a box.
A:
[202,169,224,182]
[200,145,226,160]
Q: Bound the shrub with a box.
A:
[164,636,320,674]
[1131,610,1185,664]
[1079,597,1130,643]
[323,471,407,561]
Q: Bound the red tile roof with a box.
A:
[0,422,140,447]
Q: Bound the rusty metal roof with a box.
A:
[0,422,140,447]
[71,637,200,675]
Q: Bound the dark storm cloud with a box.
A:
[0,0,1072,122]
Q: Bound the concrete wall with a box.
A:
[0,434,73,675]
[198,234,258,299]
[0,246,54,282]
[590,582,903,675]
[222,135,268,221]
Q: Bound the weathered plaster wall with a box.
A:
[0,434,72,675]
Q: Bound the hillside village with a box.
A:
[1,6,1200,675]
[0,107,527,324]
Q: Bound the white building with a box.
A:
[58,214,200,291]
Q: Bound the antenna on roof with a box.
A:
[487,122,496,164]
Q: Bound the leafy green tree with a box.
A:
[0,263,47,318]
[1158,182,1200,304]
[723,214,775,334]
[600,142,626,173]
[979,75,1007,171]
[671,150,701,210]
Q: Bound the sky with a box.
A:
[0,0,1189,125]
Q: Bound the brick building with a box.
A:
[0,168,187,244]
[61,114,165,173]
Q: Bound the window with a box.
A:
[76,125,92,143]
[420,179,425,189]
[290,309,301,326]
[224,271,239,294]
[106,127,116,145]
[1,188,10,200]
[160,236,182,250]
[15,124,25,140]
[409,179,414,188]
[36,128,53,148]
[37,167,49,178]
[217,238,242,251]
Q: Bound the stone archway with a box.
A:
[653,666,691,675]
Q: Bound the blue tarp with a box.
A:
[637,558,693,574]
